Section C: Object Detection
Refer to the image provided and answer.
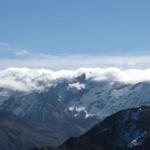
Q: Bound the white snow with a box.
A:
[68,82,85,90]
[128,134,144,148]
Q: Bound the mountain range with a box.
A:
[0,68,150,149]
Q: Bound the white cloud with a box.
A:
[0,67,150,91]
[0,42,31,57]
[15,50,30,56]
[0,42,10,47]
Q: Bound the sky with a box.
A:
[0,0,150,69]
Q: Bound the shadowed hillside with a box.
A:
[30,106,150,150]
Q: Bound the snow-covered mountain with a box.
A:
[1,67,150,149]
[1,67,150,119]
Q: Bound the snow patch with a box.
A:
[68,106,95,118]
[68,82,85,90]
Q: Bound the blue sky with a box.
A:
[0,0,150,68]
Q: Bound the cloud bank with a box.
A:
[1,67,150,91]
[0,55,150,69]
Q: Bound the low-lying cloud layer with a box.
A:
[0,67,150,91]
[0,55,150,69]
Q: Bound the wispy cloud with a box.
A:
[0,42,150,69]
[0,42,31,57]
[0,42,10,47]
[15,50,30,56]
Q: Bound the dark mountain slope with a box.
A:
[0,110,59,150]
[1,89,99,147]
[31,106,150,150]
